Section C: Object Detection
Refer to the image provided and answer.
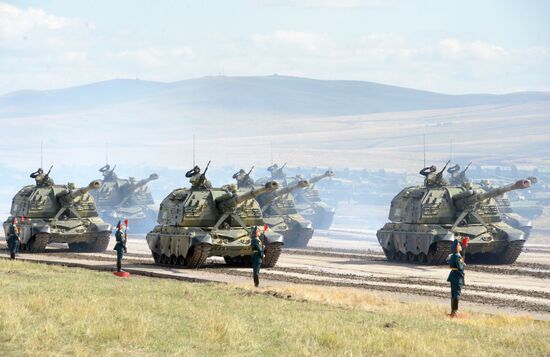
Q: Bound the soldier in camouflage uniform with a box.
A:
[113,221,127,272]
[268,164,286,181]
[447,239,465,317]
[6,218,20,260]
[99,164,118,181]
[30,167,54,187]
[186,165,211,189]
[419,165,437,186]
[420,165,447,187]
[232,168,255,189]
[251,226,265,287]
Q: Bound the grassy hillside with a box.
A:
[0,259,549,356]
[2,75,549,117]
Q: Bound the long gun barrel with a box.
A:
[259,180,309,206]
[454,179,531,209]
[131,173,159,191]
[308,170,334,185]
[58,180,102,206]
[218,181,279,212]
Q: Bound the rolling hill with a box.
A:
[1,75,549,118]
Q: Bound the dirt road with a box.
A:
[2,231,549,320]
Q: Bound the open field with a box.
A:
[2,230,550,319]
[1,258,550,356]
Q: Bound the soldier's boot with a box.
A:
[117,259,122,272]
[449,299,458,317]
[10,252,15,260]
[253,274,260,287]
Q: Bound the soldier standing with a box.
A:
[6,218,20,260]
[447,239,465,317]
[113,221,127,272]
[251,226,265,287]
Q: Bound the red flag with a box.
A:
[124,218,129,227]
[263,224,268,231]
[462,236,470,247]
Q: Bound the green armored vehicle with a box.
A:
[146,170,284,268]
[291,170,336,230]
[3,170,111,252]
[91,165,159,232]
[255,180,314,248]
[377,165,532,264]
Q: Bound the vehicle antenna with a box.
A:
[270,140,274,165]
[40,141,43,169]
[193,134,196,167]
[450,137,453,162]
[423,133,426,168]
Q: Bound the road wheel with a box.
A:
[417,252,427,263]
[383,248,396,261]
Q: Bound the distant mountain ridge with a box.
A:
[1,75,550,118]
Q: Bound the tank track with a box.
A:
[262,242,283,268]
[69,232,111,253]
[153,243,211,268]
[495,240,525,264]
[426,241,451,265]
[223,256,252,267]
[384,241,450,265]
[23,233,50,253]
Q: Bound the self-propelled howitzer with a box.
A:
[146,182,284,268]
[293,170,336,229]
[377,178,533,265]
[256,180,314,248]
[3,179,111,252]
[92,172,159,232]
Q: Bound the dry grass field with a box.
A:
[1,259,549,356]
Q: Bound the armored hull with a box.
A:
[494,195,532,240]
[3,181,111,252]
[262,214,313,248]
[295,201,335,230]
[146,182,284,268]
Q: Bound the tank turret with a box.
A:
[377,176,533,265]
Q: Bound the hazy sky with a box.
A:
[1,0,549,95]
